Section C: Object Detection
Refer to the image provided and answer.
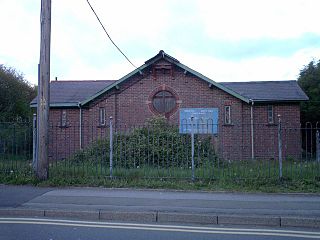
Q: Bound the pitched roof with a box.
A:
[30,80,115,107]
[80,50,249,105]
[220,81,309,102]
[145,50,180,64]
[31,51,309,107]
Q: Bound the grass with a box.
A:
[1,156,319,193]
[0,154,32,176]
[47,157,320,181]
[0,118,319,192]
[1,172,319,193]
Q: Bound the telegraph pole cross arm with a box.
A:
[36,0,51,180]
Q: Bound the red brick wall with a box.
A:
[113,60,243,126]
[47,59,303,162]
[48,108,80,161]
[254,103,301,159]
[241,103,301,161]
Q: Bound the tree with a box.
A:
[0,65,37,121]
[298,60,320,124]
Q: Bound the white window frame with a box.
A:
[99,107,106,126]
[61,110,67,127]
[224,105,231,124]
[267,105,274,124]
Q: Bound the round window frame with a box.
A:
[148,85,180,118]
[152,90,176,114]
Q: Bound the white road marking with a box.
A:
[0,217,319,239]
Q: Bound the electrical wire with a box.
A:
[86,0,137,69]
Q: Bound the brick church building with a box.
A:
[31,51,308,161]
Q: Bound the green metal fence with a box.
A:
[1,119,319,181]
[0,121,33,177]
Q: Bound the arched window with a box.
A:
[152,90,176,114]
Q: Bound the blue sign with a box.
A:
[179,108,218,134]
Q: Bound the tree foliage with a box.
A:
[298,60,320,124]
[0,65,37,121]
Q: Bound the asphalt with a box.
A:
[0,184,319,228]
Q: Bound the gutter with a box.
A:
[250,99,254,160]
[30,102,80,108]
[250,99,309,103]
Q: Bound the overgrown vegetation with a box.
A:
[0,122,32,158]
[1,156,319,193]
[298,59,320,125]
[66,117,216,169]
[1,171,319,193]
[0,64,36,121]
[1,117,319,193]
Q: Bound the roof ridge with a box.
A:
[144,50,180,64]
[80,51,250,105]
[219,80,297,84]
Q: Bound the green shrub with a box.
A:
[67,117,217,169]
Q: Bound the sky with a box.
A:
[1,0,320,86]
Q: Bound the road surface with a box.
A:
[0,218,319,240]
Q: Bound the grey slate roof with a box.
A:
[31,79,308,108]
[30,52,309,107]
[30,80,115,107]
[220,80,309,102]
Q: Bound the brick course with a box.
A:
[47,59,303,162]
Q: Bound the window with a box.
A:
[99,107,106,126]
[224,106,231,124]
[61,110,67,127]
[267,105,274,124]
[152,90,176,114]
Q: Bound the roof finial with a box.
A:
[159,50,165,58]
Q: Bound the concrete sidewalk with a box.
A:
[0,185,320,228]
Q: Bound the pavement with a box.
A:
[0,184,320,228]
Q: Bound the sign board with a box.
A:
[179,108,218,134]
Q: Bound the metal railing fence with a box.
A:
[0,121,33,176]
[0,119,319,181]
[46,119,320,181]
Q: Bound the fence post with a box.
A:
[32,114,37,171]
[278,116,283,179]
[316,130,320,163]
[109,116,113,178]
[13,123,16,156]
[191,116,195,182]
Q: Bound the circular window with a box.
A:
[152,90,177,114]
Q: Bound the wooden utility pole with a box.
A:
[37,0,51,180]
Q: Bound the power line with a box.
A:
[86,0,137,69]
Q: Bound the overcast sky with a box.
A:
[1,0,320,85]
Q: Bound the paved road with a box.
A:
[16,187,320,216]
[0,185,320,228]
[0,185,52,207]
[1,218,319,240]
